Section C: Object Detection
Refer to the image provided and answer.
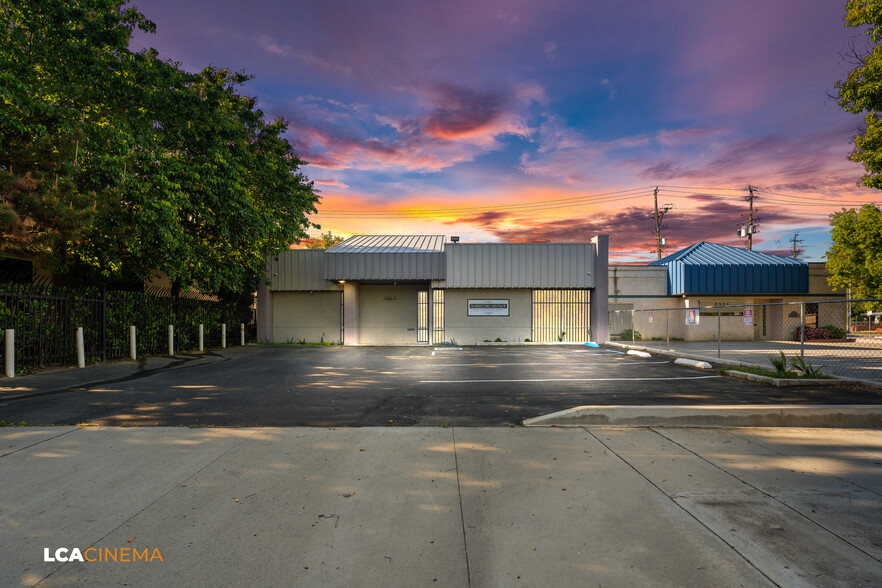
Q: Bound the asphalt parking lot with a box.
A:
[1,345,880,427]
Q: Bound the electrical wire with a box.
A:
[312,185,878,219]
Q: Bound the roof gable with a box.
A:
[649,242,808,295]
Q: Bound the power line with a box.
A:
[315,186,655,218]
[313,184,875,220]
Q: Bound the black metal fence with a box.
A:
[0,283,256,374]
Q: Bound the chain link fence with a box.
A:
[609,299,882,384]
[1,283,256,375]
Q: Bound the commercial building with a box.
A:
[608,241,845,341]
[258,235,609,345]
[258,237,843,346]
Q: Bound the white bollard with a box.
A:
[130,325,137,360]
[240,323,245,346]
[199,324,204,351]
[221,323,226,349]
[4,329,14,378]
[76,327,85,368]
[168,325,174,356]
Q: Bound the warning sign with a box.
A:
[743,308,753,326]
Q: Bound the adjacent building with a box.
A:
[609,241,844,341]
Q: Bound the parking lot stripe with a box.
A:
[428,361,670,367]
[419,375,722,383]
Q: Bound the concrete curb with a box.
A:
[523,404,882,428]
[725,369,857,387]
[674,358,713,370]
[605,342,882,389]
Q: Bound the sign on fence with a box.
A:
[743,308,753,326]
[648,311,654,324]
[686,308,699,326]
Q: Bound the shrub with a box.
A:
[620,328,642,341]
[790,326,832,341]
[790,355,825,378]
[769,351,790,376]
[805,328,832,340]
[821,325,847,339]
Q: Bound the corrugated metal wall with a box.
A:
[669,262,809,295]
[267,250,339,292]
[442,244,595,289]
[653,242,809,295]
[323,252,446,281]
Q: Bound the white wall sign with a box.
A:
[648,311,654,324]
[468,299,510,316]
[686,308,700,326]
[743,308,753,326]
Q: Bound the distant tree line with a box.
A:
[0,0,319,297]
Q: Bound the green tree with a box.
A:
[837,1,882,188]
[307,231,345,249]
[1,0,319,294]
[826,204,882,301]
[0,0,154,264]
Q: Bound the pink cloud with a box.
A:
[286,84,532,171]
[314,179,350,189]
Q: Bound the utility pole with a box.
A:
[738,186,760,250]
[791,232,803,258]
[653,187,674,259]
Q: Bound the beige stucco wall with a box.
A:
[357,285,421,345]
[609,266,668,297]
[443,289,532,344]
[273,291,341,343]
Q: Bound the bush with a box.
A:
[620,328,642,341]
[769,351,790,376]
[790,326,833,341]
[821,325,847,339]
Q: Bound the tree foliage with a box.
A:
[1,0,319,294]
[306,231,345,249]
[836,0,882,188]
[826,204,882,301]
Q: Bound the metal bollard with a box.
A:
[240,323,245,346]
[4,329,14,378]
[169,325,175,356]
[130,325,137,360]
[221,323,226,349]
[76,327,85,368]
[199,324,204,351]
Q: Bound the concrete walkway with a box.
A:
[2,426,881,587]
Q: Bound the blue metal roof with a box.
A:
[649,242,808,295]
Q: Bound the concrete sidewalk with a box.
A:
[2,426,881,587]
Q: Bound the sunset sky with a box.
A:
[130,0,881,263]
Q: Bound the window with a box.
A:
[532,290,589,342]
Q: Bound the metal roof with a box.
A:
[326,235,446,254]
[324,235,447,281]
[649,241,808,295]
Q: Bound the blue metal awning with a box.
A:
[649,242,808,295]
